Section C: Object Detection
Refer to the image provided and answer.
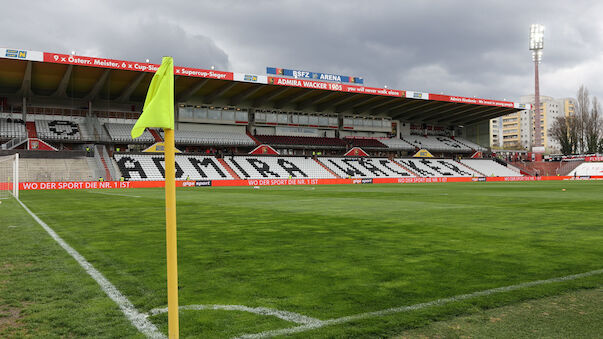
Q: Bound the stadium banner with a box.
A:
[42,52,233,80]
[268,76,403,97]
[585,156,603,162]
[428,94,517,108]
[233,73,268,84]
[0,48,44,62]
[18,175,603,190]
[266,67,363,84]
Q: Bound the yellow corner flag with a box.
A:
[131,56,180,338]
[131,56,175,139]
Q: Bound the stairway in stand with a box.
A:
[149,129,163,142]
[217,158,241,179]
[26,121,37,138]
[95,145,113,181]
[314,158,341,178]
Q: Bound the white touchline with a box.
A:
[235,268,603,339]
[148,304,322,326]
[87,190,142,198]
[16,198,165,339]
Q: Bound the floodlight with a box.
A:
[529,24,544,50]
[529,24,544,62]
[529,24,545,150]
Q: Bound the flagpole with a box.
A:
[164,127,179,338]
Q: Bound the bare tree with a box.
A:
[575,85,591,153]
[585,96,602,153]
[549,115,578,155]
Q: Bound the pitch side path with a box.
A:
[16,175,603,191]
[5,181,603,338]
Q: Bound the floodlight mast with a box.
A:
[529,24,544,150]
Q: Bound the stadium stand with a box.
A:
[454,137,488,151]
[0,118,27,139]
[113,154,234,181]
[568,162,603,176]
[345,138,387,148]
[165,130,255,146]
[18,157,95,182]
[35,119,82,140]
[321,157,414,178]
[225,156,335,179]
[105,123,155,143]
[378,137,416,150]
[403,135,472,152]
[460,159,520,177]
[254,135,346,147]
[394,158,481,177]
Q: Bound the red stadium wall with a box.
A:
[16,175,603,191]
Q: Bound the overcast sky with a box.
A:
[3,0,603,102]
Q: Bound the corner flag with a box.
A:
[131,56,180,338]
[131,56,174,139]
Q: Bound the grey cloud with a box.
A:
[3,0,603,101]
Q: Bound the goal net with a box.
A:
[0,153,19,200]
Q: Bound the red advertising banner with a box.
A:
[585,156,603,162]
[267,77,404,97]
[428,94,515,108]
[17,176,603,191]
[42,52,233,80]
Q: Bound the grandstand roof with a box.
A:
[0,47,529,126]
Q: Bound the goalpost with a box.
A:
[0,153,19,200]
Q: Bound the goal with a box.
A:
[0,153,19,200]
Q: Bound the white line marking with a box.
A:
[15,198,165,339]
[87,191,141,198]
[148,304,322,325]
[235,268,603,338]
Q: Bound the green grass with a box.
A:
[393,287,603,339]
[3,180,603,338]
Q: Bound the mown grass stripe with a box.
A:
[237,268,603,338]
[15,197,165,339]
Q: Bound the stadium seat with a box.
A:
[569,162,603,176]
[378,138,416,150]
[402,135,472,152]
[225,156,336,179]
[159,130,255,146]
[453,137,487,151]
[254,135,346,147]
[321,157,414,178]
[394,158,481,177]
[105,123,155,143]
[35,119,82,140]
[113,154,234,181]
[0,118,27,139]
[344,138,388,148]
[460,159,521,177]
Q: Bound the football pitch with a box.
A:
[2,181,603,338]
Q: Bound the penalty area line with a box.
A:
[15,198,165,339]
[236,268,603,338]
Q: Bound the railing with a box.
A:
[1,136,28,150]
[100,144,120,180]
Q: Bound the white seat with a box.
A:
[321,157,414,178]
